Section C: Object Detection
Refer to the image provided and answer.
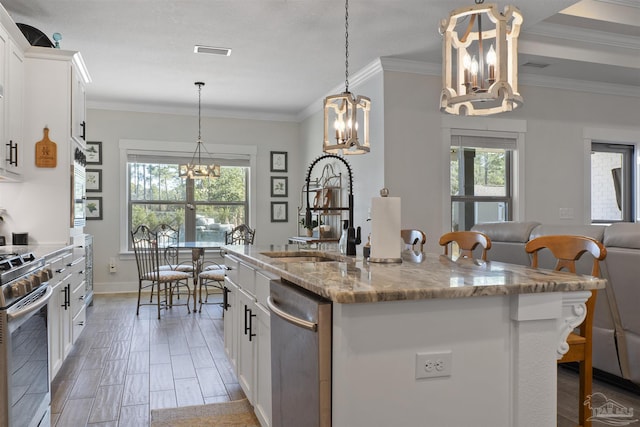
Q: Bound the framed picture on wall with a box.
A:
[86,141,103,165]
[270,176,288,197]
[86,169,102,192]
[86,197,103,220]
[271,201,288,222]
[270,151,287,172]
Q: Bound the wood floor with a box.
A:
[51,292,243,426]
[52,293,640,427]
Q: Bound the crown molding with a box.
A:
[524,22,640,51]
[520,73,640,98]
[87,100,299,122]
[596,0,640,9]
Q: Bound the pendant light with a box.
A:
[179,82,221,179]
[440,0,523,116]
[323,0,370,155]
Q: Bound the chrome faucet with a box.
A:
[305,154,361,256]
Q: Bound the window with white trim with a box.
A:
[591,142,635,223]
[127,152,249,248]
[450,133,515,231]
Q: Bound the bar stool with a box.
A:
[439,231,492,260]
[525,234,606,427]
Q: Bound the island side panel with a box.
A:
[332,293,565,427]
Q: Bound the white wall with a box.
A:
[85,109,300,292]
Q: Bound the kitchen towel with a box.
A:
[370,195,401,262]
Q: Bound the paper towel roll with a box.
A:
[370,196,402,263]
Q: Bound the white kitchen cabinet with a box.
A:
[47,249,73,380]
[1,46,90,245]
[223,277,239,371]
[0,12,29,181]
[254,298,272,427]
[237,288,257,402]
[223,254,272,427]
[69,255,86,343]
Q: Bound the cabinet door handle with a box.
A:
[80,121,86,140]
[223,287,230,311]
[77,321,85,326]
[244,304,250,335]
[61,286,70,310]
[248,309,257,342]
[6,140,17,166]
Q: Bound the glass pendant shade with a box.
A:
[440,2,523,116]
[323,91,370,155]
[179,82,221,179]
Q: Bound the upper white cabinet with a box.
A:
[0,9,28,181]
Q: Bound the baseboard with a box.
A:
[560,363,640,395]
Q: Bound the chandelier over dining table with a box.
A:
[179,81,221,179]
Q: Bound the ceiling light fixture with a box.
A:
[440,0,523,116]
[323,0,370,155]
[179,82,221,180]
[193,45,232,56]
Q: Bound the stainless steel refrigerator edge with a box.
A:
[268,279,332,427]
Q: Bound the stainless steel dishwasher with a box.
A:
[267,279,332,427]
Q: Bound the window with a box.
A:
[591,142,634,223]
[121,139,254,250]
[450,134,515,231]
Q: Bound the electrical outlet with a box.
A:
[109,257,117,273]
[415,351,452,379]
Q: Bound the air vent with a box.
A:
[194,45,232,56]
[522,62,550,69]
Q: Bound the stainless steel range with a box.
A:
[0,250,53,427]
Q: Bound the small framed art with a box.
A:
[86,169,102,192]
[270,151,287,173]
[271,201,288,223]
[270,176,288,197]
[86,197,103,220]
[86,141,103,165]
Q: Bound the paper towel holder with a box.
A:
[369,187,403,264]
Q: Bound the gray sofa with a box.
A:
[470,221,640,388]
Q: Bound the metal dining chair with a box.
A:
[131,225,193,318]
[199,224,255,312]
[155,223,194,304]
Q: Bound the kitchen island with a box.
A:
[224,244,606,427]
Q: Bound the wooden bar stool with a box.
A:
[439,231,492,260]
[525,234,607,427]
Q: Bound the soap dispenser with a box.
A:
[339,220,348,254]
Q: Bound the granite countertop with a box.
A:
[224,244,607,304]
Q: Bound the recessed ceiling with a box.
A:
[2,0,638,120]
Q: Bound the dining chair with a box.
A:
[199,224,255,312]
[525,234,607,427]
[131,225,193,318]
[225,224,256,245]
[401,229,426,252]
[438,230,492,260]
[155,223,194,304]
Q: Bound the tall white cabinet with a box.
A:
[2,46,90,244]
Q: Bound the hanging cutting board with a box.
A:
[35,127,57,168]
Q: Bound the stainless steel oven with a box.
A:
[0,252,53,427]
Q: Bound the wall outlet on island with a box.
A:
[415,351,452,379]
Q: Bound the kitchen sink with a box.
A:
[261,252,343,263]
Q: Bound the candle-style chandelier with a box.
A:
[179,82,221,179]
[440,0,523,116]
[323,0,370,155]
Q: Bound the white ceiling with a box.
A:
[2,0,639,121]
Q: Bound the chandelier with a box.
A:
[440,0,523,116]
[179,82,221,179]
[323,0,370,155]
